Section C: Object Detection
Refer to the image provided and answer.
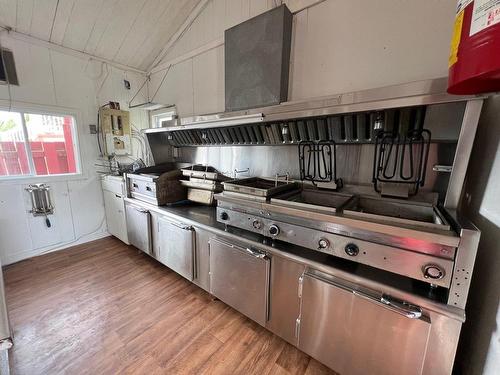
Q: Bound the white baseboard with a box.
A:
[2,231,111,266]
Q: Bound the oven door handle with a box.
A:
[380,294,423,319]
[132,207,149,214]
[168,221,193,231]
[352,290,422,319]
[244,247,268,259]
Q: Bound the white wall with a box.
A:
[149,0,456,118]
[0,32,148,265]
[456,95,500,375]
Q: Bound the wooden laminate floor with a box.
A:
[4,236,337,375]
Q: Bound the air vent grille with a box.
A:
[0,48,19,86]
[164,107,426,147]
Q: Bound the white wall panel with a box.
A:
[289,0,453,99]
[152,60,194,117]
[0,0,17,28]
[24,181,75,249]
[151,0,456,116]
[0,34,147,265]
[80,0,119,55]
[2,41,57,105]
[132,0,201,71]
[49,0,77,45]
[15,0,35,34]
[0,185,33,261]
[67,177,105,239]
[61,0,104,51]
[3,0,201,71]
[225,0,250,29]
[93,0,147,61]
[29,0,59,41]
[250,0,273,17]
[112,0,172,68]
[193,46,224,114]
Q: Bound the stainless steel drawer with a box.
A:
[209,238,270,326]
[298,270,430,375]
[158,217,195,281]
[125,204,152,255]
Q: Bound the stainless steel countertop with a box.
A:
[124,197,466,322]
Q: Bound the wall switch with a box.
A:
[89,124,97,134]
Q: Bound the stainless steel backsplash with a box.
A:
[178,142,456,198]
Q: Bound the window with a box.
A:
[0,109,79,178]
[151,107,177,128]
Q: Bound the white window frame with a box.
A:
[0,104,82,181]
[150,106,177,129]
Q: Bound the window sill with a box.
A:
[0,172,91,185]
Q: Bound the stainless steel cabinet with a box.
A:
[158,217,195,281]
[125,203,152,255]
[266,256,305,345]
[209,238,270,326]
[298,270,431,375]
[193,228,211,292]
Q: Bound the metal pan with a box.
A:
[223,177,297,197]
[180,179,223,192]
[181,165,230,181]
[271,189,354,214]
[342,196,450,231]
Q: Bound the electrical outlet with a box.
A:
[89,124,97,134]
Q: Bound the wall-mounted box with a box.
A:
[225,4,293,112]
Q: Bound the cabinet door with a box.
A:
[193,227,211,292]
[298,271,430,375]
[209,238,270,326]
[158,217,195,281]
[103,190,128,244]
[125,204,152,255]
[266,256,305,345]
[103,190,120,237]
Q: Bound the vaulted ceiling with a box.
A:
[0,0,202,72]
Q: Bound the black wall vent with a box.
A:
[0,48,19,86]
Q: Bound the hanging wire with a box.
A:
[149,64,172,103]
[128,74,150,107]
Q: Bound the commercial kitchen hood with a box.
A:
[143,77,481,136]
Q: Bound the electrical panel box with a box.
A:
[99,108,131,156]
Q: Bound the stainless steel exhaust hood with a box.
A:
[144,77,481,136]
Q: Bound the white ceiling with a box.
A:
[0,0,202,72]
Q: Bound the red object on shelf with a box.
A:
[448,0,500,94]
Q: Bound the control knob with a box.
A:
[219,211,229,221]
[422,264,445,280]
[344,243,359,256]
[318,238,330,250]
[269,224,280,237]
[252,219,262,229]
